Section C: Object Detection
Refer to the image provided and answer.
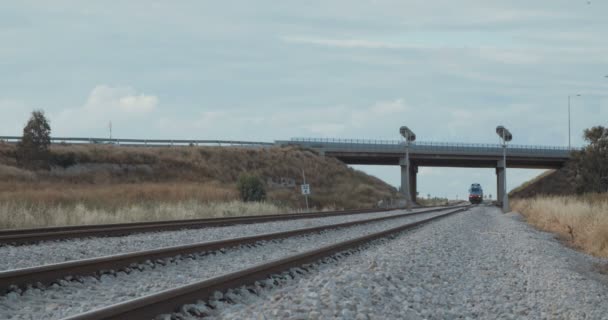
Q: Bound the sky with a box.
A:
[1,1,607,199]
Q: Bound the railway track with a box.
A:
[0,204,471,320]
[0,207,417,245]
[0,205,465,293]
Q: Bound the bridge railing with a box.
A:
[288,137,572,156]
[0,136,274,147]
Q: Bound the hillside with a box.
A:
[0,142,400,228]
[509,162,577,198]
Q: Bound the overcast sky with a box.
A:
[1,1,607,199]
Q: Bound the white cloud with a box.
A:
[52,85,159,136]
[84,85,158,114]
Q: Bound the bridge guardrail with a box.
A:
[287,137,573,157]
[0,136,274,147]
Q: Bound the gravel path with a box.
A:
[0,207,441,271]
[196,205,608,320]
[0,208,454,320]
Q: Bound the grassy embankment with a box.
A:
[0,143,399,229]
[512,193,608,258]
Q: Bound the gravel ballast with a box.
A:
[0,207,442,271]
[192,205,608,320]
[0,208,455,320]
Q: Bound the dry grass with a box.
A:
[0,164,35,181]
[417,197,449,207]
[512,194,608,258]
[0,144,399,228]
[0,144,399,209]
[0,200,289,229]
[0,181,237,209]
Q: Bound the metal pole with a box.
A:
[502,131,509,213]
[568,95,572,150]
[406,141,412,211]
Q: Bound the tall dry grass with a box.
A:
[0,181,298,229]
[0,181,237,208]
[512,194,608,258]
[0,200,289,229]
[0,144,399,228]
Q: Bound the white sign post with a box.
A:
[301,184,311,195]
[301,170,310,210]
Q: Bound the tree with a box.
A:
[17,110,51,169]
[237,174,266,202]
[574,126,608,193]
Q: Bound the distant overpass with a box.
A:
[1,135,573,205]
[277,138,572,204]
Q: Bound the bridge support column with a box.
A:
[400,159,408,198]
[496,160,505,206]
[400,158,418,205]
[410,164,418,202]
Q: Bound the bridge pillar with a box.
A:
[399,157,418,204]
[400,158,408,198]
[496,160,505,206]
[410,164,418,202]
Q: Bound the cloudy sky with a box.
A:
[1,1,607,199]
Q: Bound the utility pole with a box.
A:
[568,95,572,150]
[568,94,581,149]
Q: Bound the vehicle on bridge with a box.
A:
[469,183,483,204]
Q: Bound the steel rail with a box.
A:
[0,207,423,245]
[0,207,405,236]
[62,205,470,320]
[0,205,466,293]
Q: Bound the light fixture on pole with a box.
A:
[399,126,416,211]
[568,94,581,149]
[496,125,512,213]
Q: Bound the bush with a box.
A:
[52,151,79,168]
[17,110,51,169]
[237,174,266,202]
[573,126,608,193]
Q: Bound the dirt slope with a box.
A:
[509,162,577,198]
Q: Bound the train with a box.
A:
[469,183,483,204]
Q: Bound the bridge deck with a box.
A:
[278,138,571,169]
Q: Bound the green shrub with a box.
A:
[237,174,266,202]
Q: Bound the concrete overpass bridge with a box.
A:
[1,135,573,205]
[277,138,572,204]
